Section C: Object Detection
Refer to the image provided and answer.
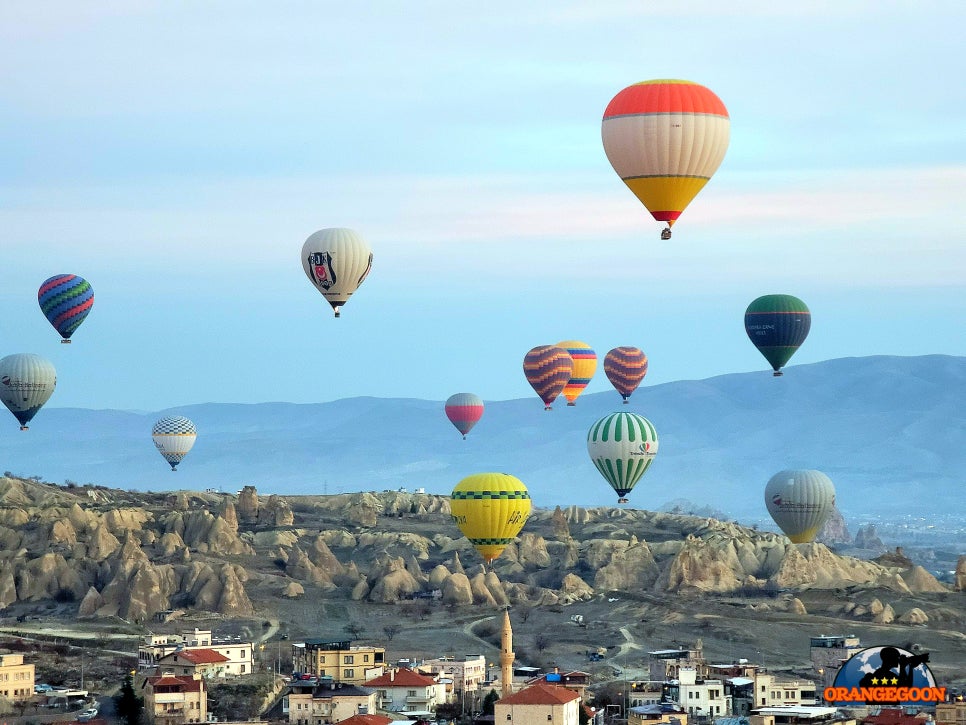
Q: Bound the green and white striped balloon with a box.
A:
[587,412,659,503]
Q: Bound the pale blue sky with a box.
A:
[1,1,963,411]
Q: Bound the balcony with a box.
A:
[154,694,187,705]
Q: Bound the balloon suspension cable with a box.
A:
[661,226,672,240]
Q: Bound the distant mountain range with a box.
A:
[1,355,962,520]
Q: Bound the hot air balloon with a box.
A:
[602,79,730,239]
[556,341,597,406]
[744,294,811,376]
[445,393,484,439]
[152,416,197,471]
[587,412,659,503]
[301,228,373,318]
[764,469,835,543]
[523,345,573,410]
[0,354,56,430]
[38,274,94,343]
[450,472,531,565]
[604,347,648,403]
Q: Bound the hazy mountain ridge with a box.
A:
[1,355,962,519]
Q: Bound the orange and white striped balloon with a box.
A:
[602,79,729,234]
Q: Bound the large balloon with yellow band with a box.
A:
[450,473,532,565]
[556,340,597,406]
[602,79,730,239]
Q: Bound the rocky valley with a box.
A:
[0,475,962,692]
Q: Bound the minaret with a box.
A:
[500,607,515,698]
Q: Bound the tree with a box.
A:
[345,621,365,639]
[114,673,143,725]
[515,603,533,624]
[383,624,400,642]
[481,689,499,716]
[534,632,550,652]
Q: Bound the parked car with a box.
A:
[34,684,53,693]
[78,708,99,722]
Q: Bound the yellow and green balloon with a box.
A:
[450,473,531,565]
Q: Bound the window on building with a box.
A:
[344,669,354,679]
[408,690,417,697]
[365,655,370,662]
[344,656,354,664]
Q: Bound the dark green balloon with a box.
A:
[744,294,811,376]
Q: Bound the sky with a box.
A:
[1,1,964,412]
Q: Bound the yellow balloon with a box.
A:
[450,473,532,564]
[556,341,597,406]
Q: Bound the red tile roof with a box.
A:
[145,675,204,692]
[499,683,581,705]
[863,709,929,725]
[161,648,230,665]
[364,667,438,688]
[338,716,393,725]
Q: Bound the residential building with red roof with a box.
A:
[155,649,231,679]
[142,673,207,725]
[363,667,447,713]
[495,682,581,725]
[139,629,255,677]
[526,671,591,701]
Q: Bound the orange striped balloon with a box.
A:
[602,79,729,237]
[603,347,648,403]
[523,345,574,411]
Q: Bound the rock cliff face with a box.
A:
[0,477,951,623]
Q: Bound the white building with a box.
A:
[663,668,728,719]
[140,629,255,677]
[363,667,447,713]
[418,655,486,695]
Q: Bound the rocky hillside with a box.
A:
[0,477,959,626]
